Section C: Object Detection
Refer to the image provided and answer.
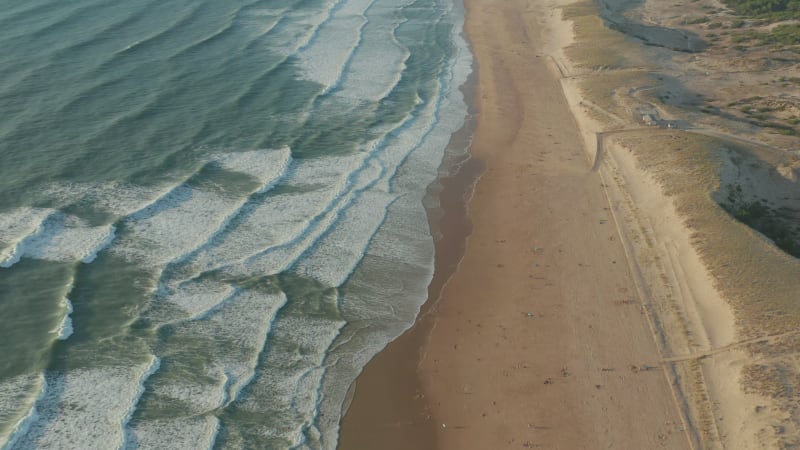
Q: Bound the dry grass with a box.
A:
[562,1,647,71]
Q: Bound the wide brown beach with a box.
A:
[341,0,800,446]
[338,0,693,447]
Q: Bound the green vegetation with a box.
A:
[732,24,800,45]
[721,183,800,258]
[723,0,800,20]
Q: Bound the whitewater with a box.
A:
[0,0,471,448]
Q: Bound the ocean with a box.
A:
[0,0,472,448]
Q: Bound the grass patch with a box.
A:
[722,0,800,21]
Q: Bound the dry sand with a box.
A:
[340,0,694,448]
[340,0,800,448]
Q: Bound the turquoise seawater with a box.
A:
[0,0,471,448]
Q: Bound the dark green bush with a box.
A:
[722,0,800,20]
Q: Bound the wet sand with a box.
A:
[338,0,694,448]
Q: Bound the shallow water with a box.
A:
[0,0,472,447]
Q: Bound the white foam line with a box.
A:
[213,147,292,191]
[226,314,346,447]
[218,94,426,282]
[52,297,74,341]
[8,359,160,450]
[266,0,346,59]
[27,215,115,264]
[0,373,45,449]
[127,416,219,450]
[80,226,115,264]
[330,0,414,101]
[128,290,287,448]
[120,356,161,450]
[164,148,294,265]
[295,0,377,93]
[115,149,292,272]
[222,291,289,407]
[173,153,364,279]
[164,279,237,321]
[0,208,53,268]
[235,158,384,279]
[292,190,396,287]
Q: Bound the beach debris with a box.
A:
[630,364,658,373]
[543,377,554,385]
[533,246,544,254]
[595,384,603,389]
[442,423,446,429]
[600,367,615,372]
[526,312,535,317]
[560,367,571,377]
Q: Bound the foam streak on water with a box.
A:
[8,358,159,450]
[0,0,473,446]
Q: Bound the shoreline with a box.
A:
[340,0,692,448]
[339,0,694,447]
[340,0,800,447]
[337,59,483,449]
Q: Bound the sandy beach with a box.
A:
[340,0,692,448]
[340,0,800,448]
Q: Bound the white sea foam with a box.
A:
[52,298,74,340]
[296,16,366,92]
[130,291,287,447]
[112,185,234,266]
[267,0,343,57]
[39,182,173,218]
[0,207,51,243]
[180,154,364,277]
[315,0,475,446]
[330,1,413,101]
[0,211,116,267]
[0,1,475,448]
[147,374,227,413]
[212,147,292,189]
[164,279,236,319]
[23,214,115,264]
[183,188,330,276]
[0,373,44,449]
[127,416,219,450]
[228,314,344,447]
[0,207,52,267]
[294,0,376,91]
[8,358,158,450]
[114,149,293,269]
[185,290,287,405]
[293,189,394,287]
